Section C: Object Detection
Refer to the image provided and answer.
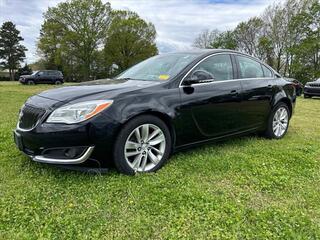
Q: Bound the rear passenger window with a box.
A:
[236,56,264,79]
[262,65,273,78]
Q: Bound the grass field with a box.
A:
[1,82,320,239]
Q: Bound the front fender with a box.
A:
[116,88,180,125]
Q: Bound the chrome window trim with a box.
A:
[179,52,275,87]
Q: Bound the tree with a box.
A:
[234,17,264,57]
[210,30,237,50]
[104,10,158,75]
[257,36,274,66]
[16,64,33,79]
[38,0,111,81]
[193,29,220,49]
[0,21,27,80]
[289,0,320,83]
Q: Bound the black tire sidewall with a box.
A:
[113,115,172,175]
[266,103,290,139]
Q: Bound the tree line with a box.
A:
[1,0,319,83]
[0,0,158,81]
[36,0,157,81]
[193,0,320,84]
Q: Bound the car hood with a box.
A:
[37,78,160,103]
[306,79,320,84]
[20,75,31,78]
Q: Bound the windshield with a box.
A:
[31,71,39,76]
[117,53,199,81]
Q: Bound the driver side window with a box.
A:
[186,54,233,82]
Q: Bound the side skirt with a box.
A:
[173,126,261,152]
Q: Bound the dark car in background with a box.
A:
[19,70,63,85]
[14,50,296,175]
[304,78,320,98]
[285,78,303,96]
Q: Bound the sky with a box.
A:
[0,0,276,63]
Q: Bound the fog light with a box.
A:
[64,148,77,158]
[42,146,87,159]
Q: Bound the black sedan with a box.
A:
[304,78,320,98]
[14,50,296,175]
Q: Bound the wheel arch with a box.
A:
[274,97,293,118]
[119,110,176,150]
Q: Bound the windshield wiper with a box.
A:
[116,77,133,80]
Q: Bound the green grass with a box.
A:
[1,81,320,239]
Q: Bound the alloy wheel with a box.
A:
[272,107,288,137]
[124,124,166,172]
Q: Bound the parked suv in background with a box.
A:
[19,70,64,85]
[304,78,320,98]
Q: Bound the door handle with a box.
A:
[267,84,273,89]
[230,90,238,96]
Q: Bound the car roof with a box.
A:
[164,49,249,57]
[162,49,268,64]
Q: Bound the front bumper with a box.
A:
[304,86,320,96]
[13,129,95,164]
[14,113,119,165]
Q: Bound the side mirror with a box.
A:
[184,70,215,85]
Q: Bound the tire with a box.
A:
[113,115,172,175]
[296,89,302,96]
[27,80,35,85]
[55,80,62,85]
[264,102,290,139]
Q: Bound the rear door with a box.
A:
[47,71,57,83]
[235,55,273,129]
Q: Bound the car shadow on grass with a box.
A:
[19,133,268,177]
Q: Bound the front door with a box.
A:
[36,71,46,83]
[179,54,242,142]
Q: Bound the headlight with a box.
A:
[46,100,113,124]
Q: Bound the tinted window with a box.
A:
[48,71,57,76]
[237,56,264,79]
[187,54,233,81]
[262,65,273,78]
[38,71,45,76]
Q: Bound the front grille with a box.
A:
[19,104,46,130]
[309,83,320,87]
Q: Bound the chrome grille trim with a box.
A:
[18,104,46,131]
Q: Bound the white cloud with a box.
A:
[108,0,275,52]
[0,0,276,63]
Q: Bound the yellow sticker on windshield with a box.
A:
[159,74,170,80]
